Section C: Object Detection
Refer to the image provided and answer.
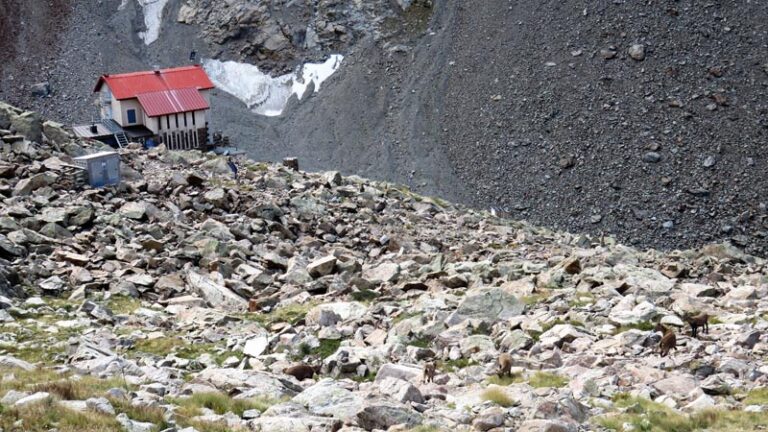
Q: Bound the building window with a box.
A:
[166,116,170,129]
[184,112,188,127]
[127,109,137,124]
[175,114,179,128]
[192,111,196,126]
[158,117,162,131]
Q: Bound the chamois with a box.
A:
[423,361,436,383]
[497,353,512,378]
[283,363,320,381]
[654,323,677,357]
[684,312,710,338]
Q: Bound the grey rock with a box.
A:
[628,44,646,60]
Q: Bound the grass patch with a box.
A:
[614,321,656,334]
[528,372,569,388]
[0,370,168,432]
[481,387,515,407]
[486,374,524,386]
[170,392,275,418]
[0,368,131,398]
[409,336,431,349]
[392,311,420,325]
[245,302,314,327]
[109,397,170,429]
[350,373,376,383]
[569,293,596,308]
[596,394,768,431]
[314,339,342,359]
[439,358,475,373]
[106,295,141,314]
[522,293,549,306]
[351,288,379,303]
[129,337,233,364]
[407,426,443,432]
[744,388,768,405]
[32,376,129,400]
[0,398,126,432]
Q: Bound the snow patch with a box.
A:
[203,55,344,117]
[136,0,169,45]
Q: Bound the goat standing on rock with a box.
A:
[423,361,436,383]
[684,312,710,338]
[654,323,677,357]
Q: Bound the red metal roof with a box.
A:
[136,88,210,117]
[94,65,214,100]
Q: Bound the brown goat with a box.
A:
[423,361,436,383]
[654,323,677,357]
[684,312,710,338]
[497,353,512,378]
[283,364,320,381]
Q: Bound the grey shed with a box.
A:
[73,151,121,187]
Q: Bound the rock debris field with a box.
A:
[3,101,768,431]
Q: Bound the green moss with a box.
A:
[528,372,569,388]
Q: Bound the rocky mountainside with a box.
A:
[4,101,768,431]
[1,0,766,255]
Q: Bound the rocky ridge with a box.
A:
[178,0,432,72]
[3,103,768,431]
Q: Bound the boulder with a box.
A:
[43,120,70,144]
[356,402,422,430]
[363,262,400,284]
[116,413,155,432]
[243,332,270,357]
[305,302,367,327]
[307,256,337,278]
[186,271,247,311]
[193,368,300,399]
[14,392,51,408]
[292,379,364,420]
[13,173,55,196]
[374,363,422,383]
[119,202,148,220]
[377,377,424,404]
[11,111,42,142]
[446,286,524,326]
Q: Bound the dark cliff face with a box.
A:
[0,0,22,63]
